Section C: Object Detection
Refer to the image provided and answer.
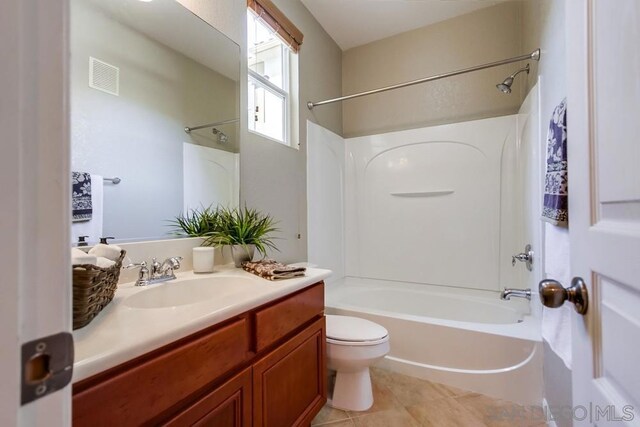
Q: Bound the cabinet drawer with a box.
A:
[73,318,251,427]
[254,283,324,351]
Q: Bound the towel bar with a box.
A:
[390,190,454,198]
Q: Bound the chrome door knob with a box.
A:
[538,277,588,315]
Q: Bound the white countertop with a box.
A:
[72,266,332,383]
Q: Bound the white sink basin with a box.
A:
[123,276,257,309]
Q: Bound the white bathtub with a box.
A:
[325,277,543,406]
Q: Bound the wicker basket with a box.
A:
[72,250,126,330]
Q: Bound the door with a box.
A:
[567,0,640,425]
[0,0,72,425]
[164,368,252,427]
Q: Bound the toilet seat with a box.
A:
[326,315,389,346]
[327,336,389,346]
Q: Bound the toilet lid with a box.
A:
[326,315,388,343]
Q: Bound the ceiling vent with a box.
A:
[89,57,119,96]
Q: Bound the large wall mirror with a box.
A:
[70,0,240,244]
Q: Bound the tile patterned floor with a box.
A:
[312,368,547,427]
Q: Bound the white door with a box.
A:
[0,0,72,425]
[566,0,640,425]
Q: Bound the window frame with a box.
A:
[247,9,296,147]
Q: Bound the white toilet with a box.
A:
[325,315,390,411]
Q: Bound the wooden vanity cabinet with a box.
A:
[165,367,253,427]
[72,282,326,427]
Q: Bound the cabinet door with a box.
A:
[253,317,326,427]
[165,368,252,427]
[74,318,250,426]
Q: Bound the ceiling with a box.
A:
[301,0,509,50]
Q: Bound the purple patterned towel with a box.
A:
[542,99,568,226]
[72,172,92,222]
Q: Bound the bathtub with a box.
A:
[325,277,543,406]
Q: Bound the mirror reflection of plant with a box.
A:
[203,206,279,257]
[169,205,221,237]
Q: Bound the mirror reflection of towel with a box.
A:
[243,259,306,281]
[72,172,93,222]
[71,174,103,244]
[542,99,568,226]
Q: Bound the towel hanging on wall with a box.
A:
[542,98,568,226]
[72,172,93,222]
[71,174,103,244]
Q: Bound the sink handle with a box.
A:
[125,261,150,286]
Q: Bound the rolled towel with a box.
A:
[71,248,97,266]
[89,243,122,261]
[96,257,116,269]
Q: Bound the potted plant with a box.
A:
[204,206,279,267]
[169,205,220,237]
[170,206,221,273]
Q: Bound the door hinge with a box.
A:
[21,332,74,405]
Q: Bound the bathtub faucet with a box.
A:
[500,288,532,301]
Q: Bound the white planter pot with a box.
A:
[230,244,255,268]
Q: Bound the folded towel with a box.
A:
[243,260,306,281]
[96,257,116,269]
[542,99,568,226]
[72,172,93,222]
[71,248,97,266]
[89,243,122,261]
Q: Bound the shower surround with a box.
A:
[307,85,543,405]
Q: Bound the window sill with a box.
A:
[248,129,299,150]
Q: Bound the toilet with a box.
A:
[325,315,390,411]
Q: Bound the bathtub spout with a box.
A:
[500,288,532,301]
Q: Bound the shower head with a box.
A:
[496,63,530,94]
[496,78,514,94]
[212,128,229,144]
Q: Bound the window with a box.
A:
[246,1,302,147]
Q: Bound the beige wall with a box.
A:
[176,0,245,46]
[342,2,525,138]
[177,0,342,263]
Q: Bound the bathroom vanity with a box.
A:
[72,269,330,426]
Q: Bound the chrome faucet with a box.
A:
[500,288,532,301]
[126,256,183,286]
[155,257,182,278]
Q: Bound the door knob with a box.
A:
[538,277,588,315]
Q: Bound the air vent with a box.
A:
[89,57,119,96]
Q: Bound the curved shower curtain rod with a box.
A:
[307,49,541,110]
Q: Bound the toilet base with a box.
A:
[328,367,373,412]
